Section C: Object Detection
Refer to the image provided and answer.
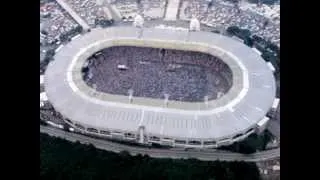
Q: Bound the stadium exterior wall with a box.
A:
[45,27,276,149]
[63,119,262,148]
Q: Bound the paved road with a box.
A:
[165,0,180,21]
[40,125,280,162]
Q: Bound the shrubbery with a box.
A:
[226,26,253,47]
[40,133,261,180]
[226,26,280,72]
[59,26,83,42]
[248,0,278,5]
[94,18,114,28]
[40,48,55,73]
[218,130,274,154]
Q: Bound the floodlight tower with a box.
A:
[133,14,144,28]
[133,14,144,38]
[189,16,200,31]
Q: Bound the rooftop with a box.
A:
[45,27,276,140]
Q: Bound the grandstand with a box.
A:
[83,46,232,102]
[45,27,276,148]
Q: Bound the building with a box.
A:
[45,27,276,149]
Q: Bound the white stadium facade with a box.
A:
[45,27,276,149]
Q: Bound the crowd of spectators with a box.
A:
[112,0,166,21]
[140,0,166,19]
[64,0,103,27]
[40,0,279,47]
[40,48,55,74]
[40,107,66,125]
[40,1,79,45]
[225,26,279,77]
[82,46,232,102]
[179,0,279,47]
[113,0,140,21]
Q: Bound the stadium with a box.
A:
[45,26,276,149]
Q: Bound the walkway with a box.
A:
[164,0,180,21]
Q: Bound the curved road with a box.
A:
[40,125,279,162]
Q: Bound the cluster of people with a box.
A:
[40,1,79,44]
[112,0,166,20]
[83,46,232,102]
[181,0,279,46]
[40,101,66,125]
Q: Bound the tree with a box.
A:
[40,119,47,126]
[261,49,279,72]
[226,26,253,47]
[46,49,55,57]
[248,0,259,3]
[241,29,251,38]
[225,0,239,3]
[226,26,241,36]
[261,0,278,5]
[95,18,114,28]
[40,134,262,180]
[41,30,48,36]
[74,25,83,34]
[252,35,264,43]
[119,150,130,157]
[59,25,83,42]
[244,37,253,47]
[266,42,280,56]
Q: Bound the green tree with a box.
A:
[40,133,262,180]
[226,26,241,36]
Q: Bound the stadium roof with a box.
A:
[45,27,276,140]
